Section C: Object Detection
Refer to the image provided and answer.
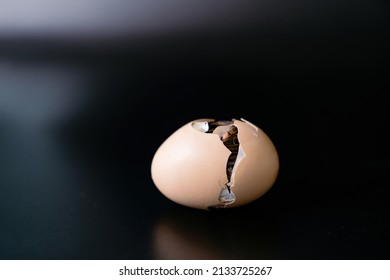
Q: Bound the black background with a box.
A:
[0,0,389,259]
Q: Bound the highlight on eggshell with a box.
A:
[151,118,279,210]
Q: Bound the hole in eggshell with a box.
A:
[192,119,245,209]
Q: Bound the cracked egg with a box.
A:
[151,118,279,210]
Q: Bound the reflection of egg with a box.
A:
[151,118,279,210]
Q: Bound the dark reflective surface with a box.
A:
[0,0,389,260]
[152,205,280,260]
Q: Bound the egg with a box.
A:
[151,118,279,210]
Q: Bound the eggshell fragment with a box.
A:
[151,118,279,210]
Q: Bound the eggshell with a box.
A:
[151,118,279,210]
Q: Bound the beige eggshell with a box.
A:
[151,118,279,210]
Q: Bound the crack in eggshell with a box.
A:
[224,119,279,207]
[228,145,246,189]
